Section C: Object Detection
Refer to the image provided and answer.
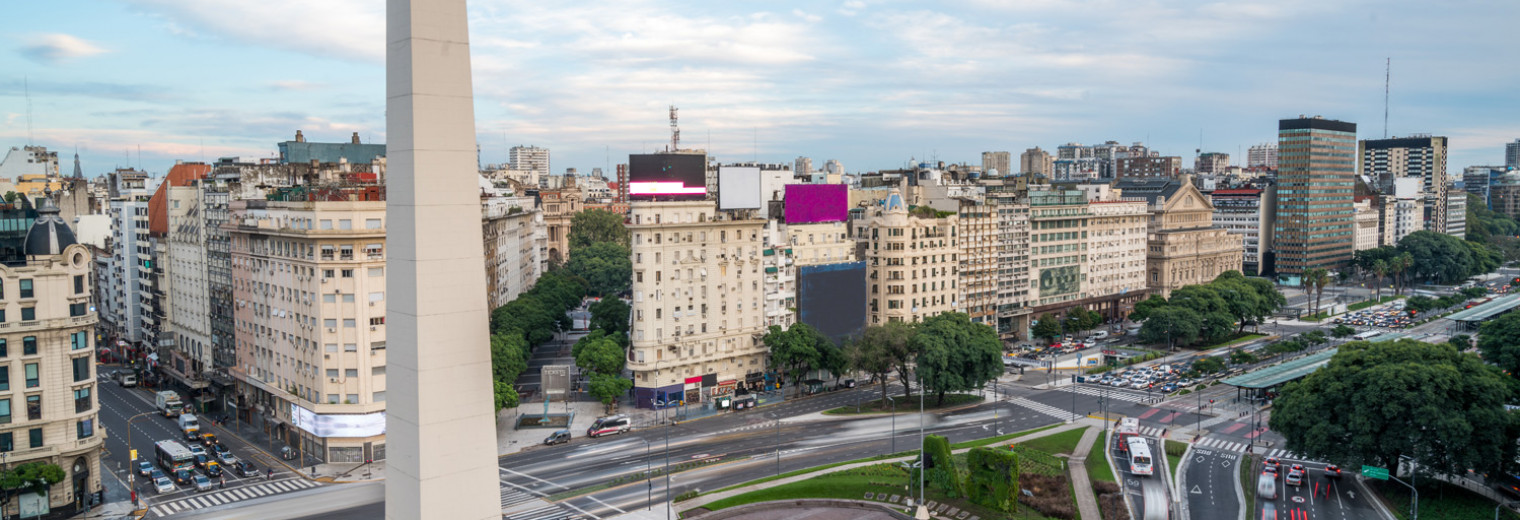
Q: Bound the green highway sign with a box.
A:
[1361,465,1389,480]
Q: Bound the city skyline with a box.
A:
[3,0,1520,177]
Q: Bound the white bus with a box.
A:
[1126,436,1154,476]
[154,440,196,473]
[1353,331,1381,341]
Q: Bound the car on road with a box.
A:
[174,469,194,487]
[1286,464,1305,486]
[154,476,176,494]
[587,415,632,438]
[205,461,222,479]
[544,430,571,446]
[1178,378,1195,388]
[212,443,231,456]
[217,451,238,465]
[1129,380,1147,390]
[232,461,259,478]
[194,454,211,470]
[201,433,219,447]
[150,468,166,482]
[1160,383,1177,393]
[1324,464,1342,479]
[1264,457,1281,473]
[1091,330,1109,340]
[1258,472,1278,500]
[118,372,138,387]
[193,474,213,492]
[136,460,154,478]
[188,445,207,457]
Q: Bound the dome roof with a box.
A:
[24,196,77,256]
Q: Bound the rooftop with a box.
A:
[1221,347,1339,389]
[1443,293,1520,323]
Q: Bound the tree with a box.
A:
[1330,324,1356,338]
[1448,334,1473,352]
[1304,268,1331,317]
[817,340,850,387]
[1168,285,1229,317]
[1139,307,1202,349]
[0,461,65,512]
[568,208,630,250]
[765,323,828,396]
[1300,330,1327,347]
[589,297,630,335]
[967,447,1020,512]
[913,312,1003,405]
[1129,295,1169,322]
[0,192,15,204]
[494,381,519,411]
[1271,339,1519,476]
[1371,259,1389,301]
[589,373,634,411]
[1228,349,1256,365]
[1191,356,1225,374]
[1479,311,1520,381]
[847,322,917,400]
[1397,231,1476,285]
[573,331,626,377]
[1031,312,1064,341]
[1200,312,1236,344]
[563,241,632,297]
[491,332,530,386]
[1066,307,1103,334]
[1392,253,1414,295]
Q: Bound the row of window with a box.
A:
[0,421,93,453]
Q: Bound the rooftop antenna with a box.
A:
[24,76,34,146]
[669,105,680,152]
[1383,57,1391,139]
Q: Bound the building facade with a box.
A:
[760,221,796,330]
[1210,188,1274,275]
[985,183,1032,339]
[1116,156,1182,178]
[1274,117,1357,276]
[1353,198,1380,251]
[1115,178,1242,298]
[1247,144,1278,169]
[863,190,958,325]
[481,196,545,309]
[1195,153,1230,175]
[625,201,769,409]
[509,145,551,184]
[227,199,388,463]
[1446,184,1467,239]
[540,179,582,265]
[1359,136,1449,233]
[981,151,1012,177]
[0,199,102,517]
[1020,147,1053,177]
[957,198,998,328]
[1026,188,1148,324]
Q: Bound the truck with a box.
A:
[156,391,183,418]
[178,414,201,440]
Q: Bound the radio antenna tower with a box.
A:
[669,105,680,152]
[25,77,34,146]
[1383,58,1390,139]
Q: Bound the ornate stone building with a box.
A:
[863,190,959,325]
[1116,178,1243,298]
[539,178,583,265]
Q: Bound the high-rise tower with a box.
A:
[1273,117,1357,276]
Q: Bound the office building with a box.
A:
[1273,117,1357,276]
[625,201,769,408]
[1020,147,1053,177]
[1211,188,1274,276]
[981,151,1012,177]
[1446,184,1467,239]
[1026,188,1147,322]
[1359,135,1449,233]
[863,190,958,325]
[984,182,1032,339]
[1248,144,1278,169]
[509,145,551,182]
[957,198,998,328]
[1195,153,1230,175]
[1116,156,1183,178]
[1507,139,1520,170]
[228,197,389,463]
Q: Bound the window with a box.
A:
[0,399,8,424]
[345,344,357,352]
[341,269,354,278]
[72,332,88,350]
[326,369,338,378]
[339,219,352,230]
[0,339,6,358]
[74,387,91,413]
[20,308,33,321]
[368,267,383,277]
[26,395,40,420]
[345,369,358,378]
[70,303,87,317]
[320,220,333,230]
[23,337,35,356]
[324,294,336,303]
[323,269,335,278]
[72,356,89,382]
[0,432,9,452]
[77,419,94,439]
[369,292,383,302]
[324,319,337,328]
[369,317,384,326]
[0,310,5,323]
[346,394,358,403]
[18,279,32,299]
[328,394,339,404]
[342,294,355,303]
[74,275,85,294]
[365,218,381,229]
[325,344,338,353]
[27,429,41,449]
[373,391,386,402]
[344,319,356,328]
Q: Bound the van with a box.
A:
[1258,472,1278,500]
[119,372,138,388]
[1090,330,1109,340]
[587,415,632,438]
[544,430,571,446]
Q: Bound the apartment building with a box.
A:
[1210,188,1274,276]
[625,201,769,409]
[1360,136,1450,234]
[1353,198,1380,251]
[957,198,999,328]
[1115,178,1243,298]
[0,198,102,516]
[228,198,388,463]
[1446,186,1467,239]
[1027,188,1148,323]
[862,190,958,325]
[760,221,796,329]
[786,221,854,267]
[985,182,1032,339]
[481,196,545,309]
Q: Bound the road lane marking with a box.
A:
[502,467,571,490]
[585,494,626,514]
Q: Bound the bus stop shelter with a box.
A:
[1220,347,1340,401]
[1443,293,1520,333]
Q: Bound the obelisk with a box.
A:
[385,0,501,518]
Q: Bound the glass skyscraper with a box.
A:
[1273,117,1357,277]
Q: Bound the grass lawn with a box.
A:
[1371,479,1520,520]
[1164,440,1187,482]
[700,465,910,512]
[1087,430,1116,484]
[824,393,983,415]
[1016,426,1089,456]
[1239,453,1256,508]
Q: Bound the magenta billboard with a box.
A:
[784,184,847,224]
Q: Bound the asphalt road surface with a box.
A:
[1180,446,1241,520]
[1255,457,1383,520]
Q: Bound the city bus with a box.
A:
[1126,436,1154,476]
[155,439,196,474]
[1353,330,1382,341]
[1115,417,1141,451]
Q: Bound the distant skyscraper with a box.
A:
[509,145,550,179]
[1507,139,1520,169]
[824,159,843,174]
[1020,147,1053,176]
[981,151,1011,176]
[1274,117,1357,276]
[1359,135,1449,233]
[795,156,812,174]
[1248,143,1278,169]
[1195,152,1230,174]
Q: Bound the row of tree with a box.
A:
[1353,230,1502,288]
[767,311,1004,406]
[1030,306,1103,341]
[1128,271,1285,349]
[1272,338,1519,477]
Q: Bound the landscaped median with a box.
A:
[681,422,1101,520]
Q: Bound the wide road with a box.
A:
[1110,433,1169,520]
[96,370,317,518]
[1180,446,1241,520]
[1255,458,1383,520]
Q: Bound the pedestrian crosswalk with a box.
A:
[504,504,587,520]
[501,484,541,510]
[1067,384,1152,403]
[1010,397,1075,421]
[1191,436,1302,460]
[147,478,320,517]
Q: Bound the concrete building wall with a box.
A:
[864,191,958,325]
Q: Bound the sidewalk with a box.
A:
[678,418,1105,517]
[1066,426,1104,520]
[208,417,384,483]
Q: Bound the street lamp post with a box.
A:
[918,375,925,511]
[665,420,672,520]
[125,410,156,507]
[636,438,653,511]
[772,413,781,478]
[887,395,896,454]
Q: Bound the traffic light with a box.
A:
[1209,399,1215,404]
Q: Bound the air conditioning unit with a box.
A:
[324,354,330,359]
[330,378,339,383]
[321,278,330,284]
[370,326,376,331]
[327,328,335,333]
[369,302,375,306]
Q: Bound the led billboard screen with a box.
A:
[718,166,762,209]
[798,262,867,343]
[784,184,848,224]
[629,153,707,199]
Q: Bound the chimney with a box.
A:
[295,130,306,143]
[351,132,361,144]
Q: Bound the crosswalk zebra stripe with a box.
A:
[1010,397,1071,420]
[1067,385,1152,403]
[506,505,577,520]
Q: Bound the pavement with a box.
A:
[1066,425,1104,520]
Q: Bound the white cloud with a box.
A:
[267,80,324,91]
[19,34,109,64]
[119,0,383,61]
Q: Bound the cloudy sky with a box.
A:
[3,0,1518,177]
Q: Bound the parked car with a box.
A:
[193,474,213,492]
[544,430,571,446]
[154,476,176,494]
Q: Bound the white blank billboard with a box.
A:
[718,166,762,210]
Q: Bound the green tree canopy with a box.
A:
[568,208,631,250]
[1031,312,1064,341]
[589,372,634,410]
[1397,230,1478,284]
[1271,339,1518,475]
[847,321,919,399]
[765,323,830,395]
[563,241,632,297]
[1139,306,1202,348]
[1168,284,1229,316]
[1066,307,1103,334]
[572,330,627,377]
[1479,311,1520,382]
[1129,295,1169,322]
[589,297,630,335]
[1330,324,1356,338]
[913,312,1003,405]
[0,461,65,497]
[1191,356,1225,374]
